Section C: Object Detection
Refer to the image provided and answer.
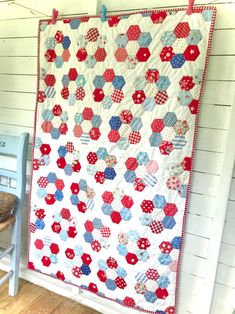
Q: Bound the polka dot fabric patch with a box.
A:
[28,7,216,313]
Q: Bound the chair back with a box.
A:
[0,133,29,208]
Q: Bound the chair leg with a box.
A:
[8,214,22,296]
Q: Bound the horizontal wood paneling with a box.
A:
[193,150,223,175]
[197,128,226,153]
[229,178,235,200]
[0,107,34,127]
[208,56,235,81]
[181,253,206,278]
[0,18,39,37]
[0,124,33,141]
[226,200,235,222]
[186,213,212,238]
[0,0,92,20]
[216,263,235,287]
[0,74,36,92]
[191,172,219,196]
[0,91,36,110]
[219,243,235,267]
[199,104,231,130]
[183,233,209,258]
[0,38,37,56]
[188,193,217,217]
[210,283,235,314]
[202,81,235,106]
[0,57,37,75]
[212,162,235,313]
[0,2,234,314]
[222,221,235,245]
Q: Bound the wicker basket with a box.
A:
[0,191,16,222]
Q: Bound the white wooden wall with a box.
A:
[210,165,235,314]
[0,1,235,313]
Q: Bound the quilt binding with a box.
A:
[27,6,217,314]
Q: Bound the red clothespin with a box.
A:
[51,8,58,24]
[186,0,195,15]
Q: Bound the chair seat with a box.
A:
[0,192,16,223]
[0,214,15,232]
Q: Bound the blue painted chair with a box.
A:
[0,133,29,296]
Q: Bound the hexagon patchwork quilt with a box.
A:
[28,7,216,313]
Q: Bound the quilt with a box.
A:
[28,7,216,313]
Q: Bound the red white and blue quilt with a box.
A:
[28,7,216,313]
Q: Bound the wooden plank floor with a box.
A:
[0,271,101,314]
